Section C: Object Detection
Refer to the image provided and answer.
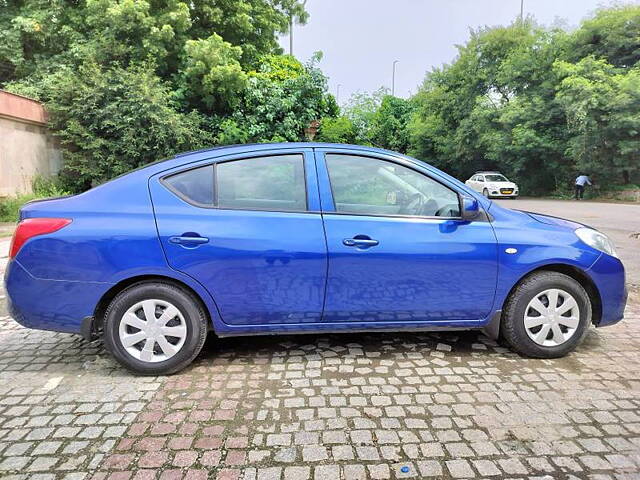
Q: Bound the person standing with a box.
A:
[574,173,592,200]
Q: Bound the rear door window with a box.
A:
[164,165,214,206]
[216,154,307,212]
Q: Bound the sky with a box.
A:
[278,0,634,104]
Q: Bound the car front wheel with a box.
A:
[103,281,208,375]
[501,271,591,358]
[483,188,490,198]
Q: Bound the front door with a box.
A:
[315,150,498,323]
[150,149,327,325]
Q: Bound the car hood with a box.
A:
[524,211,585,230]
[486,181,517,188]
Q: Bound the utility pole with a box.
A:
[336,84,342,105]
[520,0,524,23]
[392,60,399,96]
[289,14,294,55]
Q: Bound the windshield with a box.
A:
[485,174,508,182]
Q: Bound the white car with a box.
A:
[465,171,519,199]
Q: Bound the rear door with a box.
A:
[150,148,328,326]
[315,148,498,323]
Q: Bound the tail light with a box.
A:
[9,218,72,260]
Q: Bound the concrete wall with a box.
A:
[0,91,62,197]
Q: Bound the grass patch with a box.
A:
[0,194,38,223]
[0,176,71,222]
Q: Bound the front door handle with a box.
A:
[343,237,379,248]
[169,235,209,245]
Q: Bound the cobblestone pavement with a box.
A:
[1,243,640,479]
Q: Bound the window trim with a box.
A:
[160,153,311,214]
[322,153,463,221]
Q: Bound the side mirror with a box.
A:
[461,196,481,221]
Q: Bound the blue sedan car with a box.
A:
[4,143,627,374]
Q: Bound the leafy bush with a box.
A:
[0,195,36,223]
[0,176,71,223]
[34,63,214,192]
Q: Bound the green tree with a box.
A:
[179,34,247,114]
[409,21,569,192]
[342,87,387,145]
[408,6,640,194]
[218,54,338,143]
[555,57,640,185]
[568,5,640,68]
[369,95,415,153]
[315,116,356,144]
[20,63,213,192]
[1,0,339,193]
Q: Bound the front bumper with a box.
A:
[489,190,519,198]
[588,253,627,327]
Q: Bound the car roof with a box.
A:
[475,171,502,174]
[175,142,395,159]
[139,142,409,175]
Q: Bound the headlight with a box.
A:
[575,227,618,257]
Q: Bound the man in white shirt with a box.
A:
[575,173,592,200]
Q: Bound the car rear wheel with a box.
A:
[103,281,208,375]
[501,271,591,358]
[483,188,490,198]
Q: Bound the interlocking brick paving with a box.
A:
[1,249,639,478]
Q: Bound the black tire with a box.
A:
[501,271,591,358]
[483,188,490,198]
[103,281,208,375]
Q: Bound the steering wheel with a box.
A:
[401,193,425,215]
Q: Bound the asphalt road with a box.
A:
[495,198,640,287]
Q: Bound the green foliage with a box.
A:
[555,57,640,185]
[0,176,70,223]
[32,175,71,198]
[408,5,640,194]
[180,34,247,113]
[22,63,214,192]
[369,96,415,153]
[1,0,337,192]
[218,56,338,144]
[568,4,640,68]
[316,116,357,144]
[342,87,387,145]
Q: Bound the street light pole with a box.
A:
[392,60,399,96]
[336,84,342,105]
[520,0,524,23]
[289,14,294,55]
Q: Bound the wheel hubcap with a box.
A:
[524,288,580,347]
[118,299,187,363]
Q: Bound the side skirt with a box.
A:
[215,320,485,338]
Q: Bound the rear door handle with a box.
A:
[169,236,209,245]
[343,237,379,248]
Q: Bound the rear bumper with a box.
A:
[4,259,112,335]
[588,253,627,327]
